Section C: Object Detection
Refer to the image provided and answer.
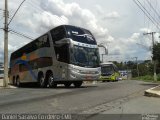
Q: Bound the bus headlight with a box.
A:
[74,69,81,73]
[71,68,81,73]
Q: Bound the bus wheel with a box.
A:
[38,74,47,88]
[48,73,57,88]
[64,82,72,88]
[13,80,16,86]
[16,77,21,87]
[73,81,82,88]
[13,77,16,86]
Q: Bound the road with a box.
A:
[0,80,160,120]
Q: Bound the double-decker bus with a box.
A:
[9,25,101,88]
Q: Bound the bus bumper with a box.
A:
[99,75,117,81]
[68,70,100,81]
[69,72,100,81]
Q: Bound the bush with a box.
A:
[132,75,152,81]
[139,75,153,81]
[133,74,160,82]
[157,74,160,81]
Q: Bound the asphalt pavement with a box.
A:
[0,80,159,120]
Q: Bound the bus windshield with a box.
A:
[70,45,100,68]
[101,65,114,75]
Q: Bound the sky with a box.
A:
[0,0,160,63]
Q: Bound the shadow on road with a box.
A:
[140,83,158,87]
[12,83,98,89]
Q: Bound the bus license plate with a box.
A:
[86,75,92,80]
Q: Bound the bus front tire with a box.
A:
[38,74,47,88]
[48,73,57,88]
[73,81,82,88]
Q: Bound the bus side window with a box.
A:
[36,35,50,48]
[51,26,66,44]
[54,44,69,63]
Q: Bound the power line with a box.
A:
[136,0,160,29]
[136,43,151,51]
[146,0,160,22]
[143,0,146,28]
[0,27,34,40]
[8,0,26,26]
[133,0,160,31]
[133,0,156,27]
[8,28,34,40]
[5,0,66,37]
[26,0,66,24]
[157,0,160,15]
[0,10,14,18]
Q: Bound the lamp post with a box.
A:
[98,44,108,63]
[133,57,139,77]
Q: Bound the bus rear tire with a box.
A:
[38,74,47,88]
[48,73,57,88]
[13,77,16,86]
[73,81,82,88]
[16,77,21,87]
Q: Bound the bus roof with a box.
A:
[51,25,91,32]
[11,25,92,57]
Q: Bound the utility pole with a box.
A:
[3,0,8,87]
[135,57,139,77]
[143,32,157,81]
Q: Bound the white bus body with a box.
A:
[9,25,101,88]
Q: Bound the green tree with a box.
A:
[152,43,160,74]
[153,43,160,63]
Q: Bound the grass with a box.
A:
[132,74,160,83]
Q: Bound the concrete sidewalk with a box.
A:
[0,79,16,88]
[145,85,160,98]
[0,79,5,88]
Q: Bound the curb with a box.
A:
[144,85,160,98]
[0,84,17,89]
[0,79,17,89]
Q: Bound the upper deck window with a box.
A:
[51,26,67,44]
[11,34,50,60]
[66,26,97,45]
